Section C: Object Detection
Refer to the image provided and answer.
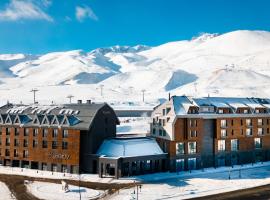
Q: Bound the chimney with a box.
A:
[77,100,82,104]
[86,100,91,104]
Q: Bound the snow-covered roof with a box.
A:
[96,137,165,158]
[172,96,197,115]
[170,96,270,115]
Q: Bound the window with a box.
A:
[246,128,252,136]
[5,137,10,146]
[162,119,165,126]
[24,128,29,136]
[0,127,2,135]
[218,109,224,114]
[62,141,68,150]
[61,165,68,173]
[218,140,226,152]
[189,119,197,127]
[6,128,11,135]
[244,109,248,114]
[14,139,19,147]
[23,139,28,147]
[176,143,184,155]
[188,142,197,154]
[14,149,18,157]
[15,128,19,136]
[33,128,38,137]
[53,129,58,138]
[246,119,252,126]
[152,128,156,135]
[176,159,185,171]
[221,119,227,127]
[159,129,162,136]
[62,130,68,138]
[162,109,166,116]
[42,140,48,148]
[258,119,263,126]
[166,107,171,114]
[52,164,57,172]
[255,109,260,114]
[258,128,264,135]
[188,158,196,170]
[42,163,47,171]
[23,150,29,158]
[231,139,239,151]
[162,130,166,137]
[52,141,58,149]
[221,129,227,137]
[254,138,262,149]
[33,140,38,148]
[5,149,10,156]
[42,129,48,137]
[190,130,197,137]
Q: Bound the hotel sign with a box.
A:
[48,152,71,160]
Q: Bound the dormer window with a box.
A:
[255,109,260,114]
[244,109,248,114]
[218,109,224,114]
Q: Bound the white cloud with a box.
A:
[76,5,98,22]
[0,0,53,22]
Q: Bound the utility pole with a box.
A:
[100,84,104,97]
[141,89,146,102]
[30,88,38,104]
[66,95,74,104]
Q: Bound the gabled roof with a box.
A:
[5,114,15,124]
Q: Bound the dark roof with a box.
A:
[0,102,117,130]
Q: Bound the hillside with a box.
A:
[0,30,270,105]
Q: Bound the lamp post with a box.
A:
[66,95,74,104]
[141,89,146,102]
[30,88,38,104]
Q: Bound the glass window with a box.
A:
[176,142,184,155]
[5,137,10,146]
[176,159,185,171]
[258,128,264,135]
[152,128,156,135]
[62,130,68,138]
[231,139,239,151]
[254,138,262,149]
[246,128,252,136]
[33,140,38,148]
[244,109,248,114]
[218,140,226,152]
[62,141,68,150]
[15,128,20,136]
[6,128,11,135]
[14,139,19,147]
[5,149,10,156]
[190,130,197,137]
[42,129,48,137]
[23,139,28,147]
[246,119,252,126]
[53,129,58,138]
[52,141,58,149]
[23,150,28,158]
[33,128,38,137]
[218,109,224,114]
[52,164,57,172]
[221,119,227,127]
[62,165,68,173]
[188,142,197,154]
[221,129,227,137]
[42,140,48,148]
[24,128,29,136]
[258,119,263,126]
[188,158,196,170]
[14,149,18,157]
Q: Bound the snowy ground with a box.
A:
[117,117,150,135]
[0,165,132,184]
[26,181,104,200]
[0,182,15,200]
[112,162,270,200]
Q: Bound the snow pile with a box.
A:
[0,182,15,200]
[26,181,104,200]
[1,30,270,104]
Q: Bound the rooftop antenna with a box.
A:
[141,89,146,102]
[66,95,74,104]
[30,88,38,104]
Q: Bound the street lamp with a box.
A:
[30,88,38,104]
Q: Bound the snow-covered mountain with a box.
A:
[1,30,270,105]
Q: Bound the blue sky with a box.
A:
[0,0,269,54]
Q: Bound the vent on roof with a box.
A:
[86,100,91,104]
[77,100,82,104]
